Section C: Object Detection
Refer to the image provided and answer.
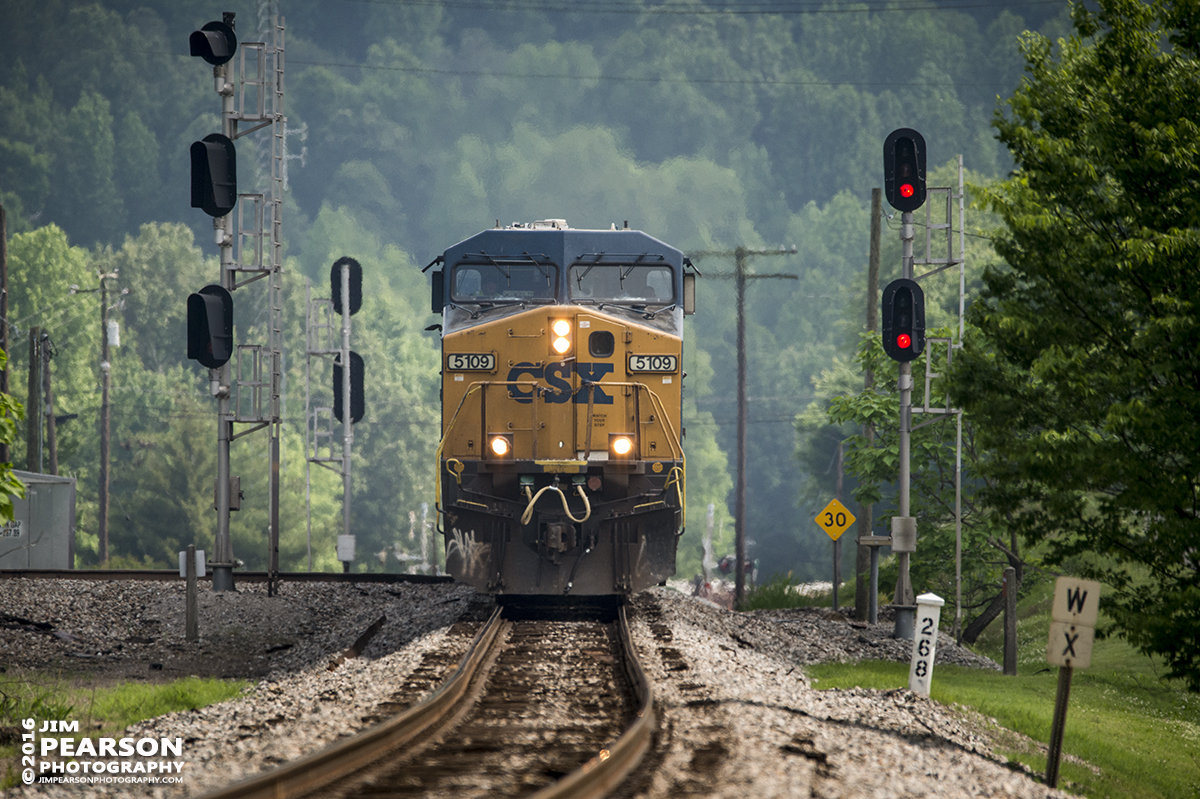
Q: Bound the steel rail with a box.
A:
[528,604,656,799]
[196,607,507,799]
[195,604,653,799]
[0,569,453,584]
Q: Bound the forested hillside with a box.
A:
[0,0,1069,577]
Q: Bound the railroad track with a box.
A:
[0,568,452,584]
[198,604,655,799]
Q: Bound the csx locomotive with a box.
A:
[426,220,695,597]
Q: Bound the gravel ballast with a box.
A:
[0,578,1081,798]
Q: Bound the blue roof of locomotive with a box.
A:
[442,226,685,272]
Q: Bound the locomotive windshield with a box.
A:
[567,263,674,305]
[451,259,557,304]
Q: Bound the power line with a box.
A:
[345,0,1065,16]
[288,56,1020,89]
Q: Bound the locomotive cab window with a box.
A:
[451,260,557,304]
[568,264,675,305]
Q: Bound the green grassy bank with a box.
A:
[794,578,1200,799]
[1,674,248,789]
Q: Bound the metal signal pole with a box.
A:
[340,261,353,570]
[893,212,917,638]
[212,52,236,593]
[687,246,797,609]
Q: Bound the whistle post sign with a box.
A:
[1046,577,1102,669]
[1044,576,1102,788]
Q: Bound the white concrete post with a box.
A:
[908,592,945,696]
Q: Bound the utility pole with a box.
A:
[98,272,116,564]
[27,327,41,472]
[42,331,57,475]
[857,188,882,621]
[0,204,8,466]
[687,245,797,609]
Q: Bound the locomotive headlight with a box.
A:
[487,433,514,459]
[550,318,572,356]
[609,433,635,460]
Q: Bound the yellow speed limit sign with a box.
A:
[816,499,856,541]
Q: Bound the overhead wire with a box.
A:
[344,0,1065,16]
[287,55,1022,89]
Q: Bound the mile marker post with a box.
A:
[908,592,944,696]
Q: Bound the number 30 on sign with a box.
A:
[815,499,856,541]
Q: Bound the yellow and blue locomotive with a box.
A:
[427,220,695,597]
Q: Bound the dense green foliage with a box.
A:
[813,326,1037,640]
[0,1,1069,578]
[0,348,24,522]
[950,0,1200,690]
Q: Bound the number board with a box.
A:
[628,354,678,373]
[446,353,496,372]
[815,498,856,541]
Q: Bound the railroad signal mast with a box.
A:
[881,127,928,638]
[305,258,365,573]
[879,129,969,641]
[186,12,288,593]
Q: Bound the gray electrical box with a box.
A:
[0,471,77,569]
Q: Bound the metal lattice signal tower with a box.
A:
[303,278,353,572]
[910,155,967,639]
[212,16,287,592]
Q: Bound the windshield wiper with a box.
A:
[593,300,678,320]
[597,301,655,319]
[643,303,678,319]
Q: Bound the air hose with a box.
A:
[520,483,591,525]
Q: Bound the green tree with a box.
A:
[5,225,96,474]
[951,0,1200,689]
[0,348,25,522]
[822,331,1026,640]
[53,90,125,246]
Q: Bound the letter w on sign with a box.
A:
[1046,577,1102,669]
[1051,577,1101,627]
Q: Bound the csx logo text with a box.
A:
[506,362,614,404]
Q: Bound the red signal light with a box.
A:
[897,333,912,349]
[900,183,915,199]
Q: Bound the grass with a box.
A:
[0,673,249,788]
[802,578,1200,799]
